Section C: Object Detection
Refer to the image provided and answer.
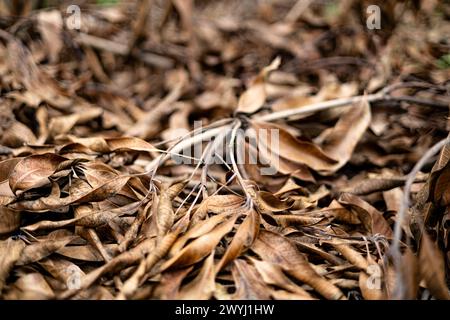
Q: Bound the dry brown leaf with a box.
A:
[329,238,369,271]
[9,153,66,194]
[251,258,313,299]
[161,214,238,270]
[7,39,72,109]
[17,236,76,266]
[392,248,419,299]
[157,185,175,241]
[0,207,20,235]
[57,244,118,262]
[178,252,216,299]
[253,191,294,212]
[252,230,345,300]
[153,267,193,299]
[217,208,260,271]
[37,10,63,63]
[171,211,233,256]
[419,233,450,299]
[4,273,54,300]
[232,259,272,299]
[320,98,371,174]
[339,193,393,237]
[0,238,26,293]
[236,57,280,114]
[39,258,86,290]
[22,201,140,231]
[252,121,338,172]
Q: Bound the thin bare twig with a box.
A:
[76,33,174,69]
[256,92,384,122]
[391,136,449,298]
[391,136,450,302]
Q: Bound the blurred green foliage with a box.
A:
[96,0,119,5]
[436,54,450,69]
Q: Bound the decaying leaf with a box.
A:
[252,231,345,300]
[9,153,66,194]
[320,98,371,173]
[0,238,26,293]
[217,208,260,271]
[0,207,20,235]
[236,57,280,114]
[177,252,216,299]
[162,214,238,270]
[0,0,448,302]
[232,259,272,299]
[419,233,450,300]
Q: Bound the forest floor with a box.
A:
[0,0,449,300]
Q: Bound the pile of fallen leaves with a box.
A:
[0,0,449,300]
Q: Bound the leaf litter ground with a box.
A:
[0,0,449,300]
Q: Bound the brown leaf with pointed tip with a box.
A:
[9,153,66,194]
[12,176,132,212]
[119,200,152,252]
[7,39,72,109]
[217,209,260,271]
[1,121,37,147]
[153,267,193,299]
[4,273,54,300]
[171,211,233,256]
[154,180,188,242]
[57,244,118,262]
[236,57,280,114]
[0,238,26,293]
[0,207,20,235]
[254,191,293,212]
[64,136,156,154]
[252,230,344,300]
[157,186,175,241]
[0,159,21,205]
[161,214,238,270]
[246,142,315,184]
[329,238,369,271]
[39,258,86,289]
[275,214,327,227]
[419,233,450,300]
[232,259,273,300]
[338,193,392,237]
[274,179,308,196]
[251,258,313,299]
[190,195,244,226]
[178,252,216,299]
[0,158,22,197]
[17,236,76,266]
[320,98,371,174]
[49,114,80,137]
[252,121,337,172]
[22,201,140,231]
[391,248,419,299]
